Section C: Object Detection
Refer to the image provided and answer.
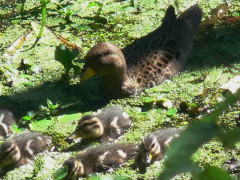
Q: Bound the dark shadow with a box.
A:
[0,77,108,119]
[187,8,240,71]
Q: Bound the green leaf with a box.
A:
[22,111,35,121]
[141,112,148,115]
[55,45,75,71]
[29,119,55,131]
[190,103,198,108]
[23,81,33,86]
[146,86,171,93]
[232,12,239,17]
[87,2,101,8]
[57,113,82,122]
[142,97,156,103]
[47,98,53,107]
[156,109,162,113]
[55,166,68,180]
[218,128,240,149]
[160,87,172,93]
[37,0,48,39]
[167,107,177,116]
[12,123,24,133]
[22,116,32,121]
[19,74,33,79]
[195,166,232,180]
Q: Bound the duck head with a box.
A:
[81,42,128,97]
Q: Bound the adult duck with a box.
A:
[81,5,202,98]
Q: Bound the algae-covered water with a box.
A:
[0,0,240,179]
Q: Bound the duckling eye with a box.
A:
[81,121,96,128]
[150,142,156,149]
[93,124,100,129]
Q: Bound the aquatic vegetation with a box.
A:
[0,0,239,179]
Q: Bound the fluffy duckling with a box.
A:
[0,131,52,171]
[63,143,137,179]
[0,109,17,140]
[67,106,132,143]
[81,5,202,97]
[140,128,182,165]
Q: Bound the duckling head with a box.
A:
[67,115,104,141]
[0,141,21,169]
[63,157,84,179]
[141,135,161,165]
[0,125,7,141]
[0,110,16,140]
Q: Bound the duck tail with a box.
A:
[161,6,177,32]
[171,5,202,66]
[177,5,202,34]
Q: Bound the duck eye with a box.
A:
[97,51,111,58]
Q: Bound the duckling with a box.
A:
[80,5,202,97]
[63,143,137,179]
[0,131,52,171]
[140,128,182,165]
[0,109,17,140]
[67,106,132,143]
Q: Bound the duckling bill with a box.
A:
[140,128,182,165]
[67,106,132,143]
[63,143,137,179]
[0,109,17,140]
[0,131,52,172]
[81,5,202,97]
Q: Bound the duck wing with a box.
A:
[122,5,202,91]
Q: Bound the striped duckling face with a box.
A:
[63,158,84,180]
[68,115,104,141]
[141,128,182,165]
[0,141,21,170]
[63,143,137,179]
[0,132,52,171]
[67,106,131,143]
[0,110,16,140]
[141,134,162,165]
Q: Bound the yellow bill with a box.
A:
[146,152,153,164]
[81,67,96,82]
[67,132,79,140]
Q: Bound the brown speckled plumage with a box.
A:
[81,5,202,97]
